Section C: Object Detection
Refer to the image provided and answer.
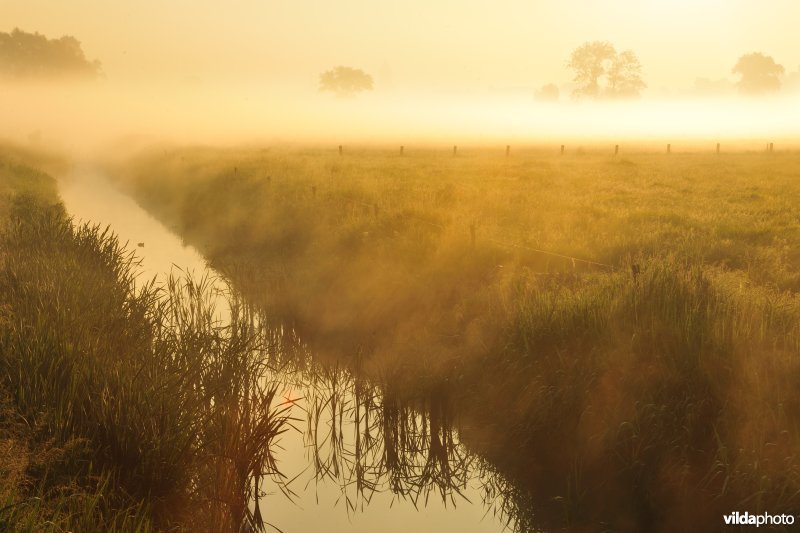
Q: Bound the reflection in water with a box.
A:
[295,364,467,507]
[262,343,532,532]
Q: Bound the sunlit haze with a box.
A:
[5,3,800,532]
[2,1,799,151]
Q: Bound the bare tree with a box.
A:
[319,66,374,98]
[732,53,784,95]
[567,41,645,100]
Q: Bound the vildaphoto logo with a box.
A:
[723,512,795,527]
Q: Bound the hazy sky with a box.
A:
[2,1,799,151]
[2,0,799,92]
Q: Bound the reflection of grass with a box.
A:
[117,147,800,530]
[0,151,291,531]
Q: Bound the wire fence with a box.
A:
[330,191,616,273]
[316,140,794,271]
[247,140,777,275]
[331,141,788,157]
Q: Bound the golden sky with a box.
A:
[1,1,799,151]
[2,0,799,92]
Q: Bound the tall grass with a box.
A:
[471,257,800,529]
[113,147,800,530]
[0,183,291,530]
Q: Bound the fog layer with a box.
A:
[2,80,799,156]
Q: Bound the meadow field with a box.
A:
[110,145,800,531]
[3,0,800,530]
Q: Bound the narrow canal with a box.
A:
[58,168,517,533]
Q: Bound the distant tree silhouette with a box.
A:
[0,28,101,79]
[568,41,615,99]
[732,53,784,95]
[567,41,645,99]
[606,50,645,99]
[319,66,374,98]
[534,83,560,102]
[786,66,800,92]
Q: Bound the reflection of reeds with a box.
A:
[286,354,479,515]
[0,194,291,531]
[478,460,538,533]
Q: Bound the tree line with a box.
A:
[0,28,101,79]
[321,42,793,100]
[0,27,790,99]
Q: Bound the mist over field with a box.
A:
[3,2,800,532]
[2,80,800,155]
[2,0,800,153]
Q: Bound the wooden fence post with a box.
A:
[453,145,458,156]
[506,145,510,157]
[667,143,671,154]
[631,263,640,282]
[338,145,343,156]
[770,142,774,153]
[400,145,404,156]
[561,144,565,156]
[716,143,720,155]
[614,145,619,156]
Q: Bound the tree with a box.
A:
[0,28,101,79]
[606,50,645,99]
[319,66,374,98]
[534,83,560,102]
[567,41,616,99]
[567,41,645,100]
[787,66,800,92]
[732,52,784,95]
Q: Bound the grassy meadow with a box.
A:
[0,146,291,532]
[112,145,800,531]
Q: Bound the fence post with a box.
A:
[400,145,404,156]
[470,222,476,248]
[312,185,317,198]
[453,145,458,156]
[614,145,619,156]
[631,264,640,282]
[770,142,774,153]
[560,145,565,156]
[506,145,510,157]
[339,145,343,156]
[716,143,720,155]
[667,143,671,154]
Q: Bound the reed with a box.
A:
[0,157,292,531]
